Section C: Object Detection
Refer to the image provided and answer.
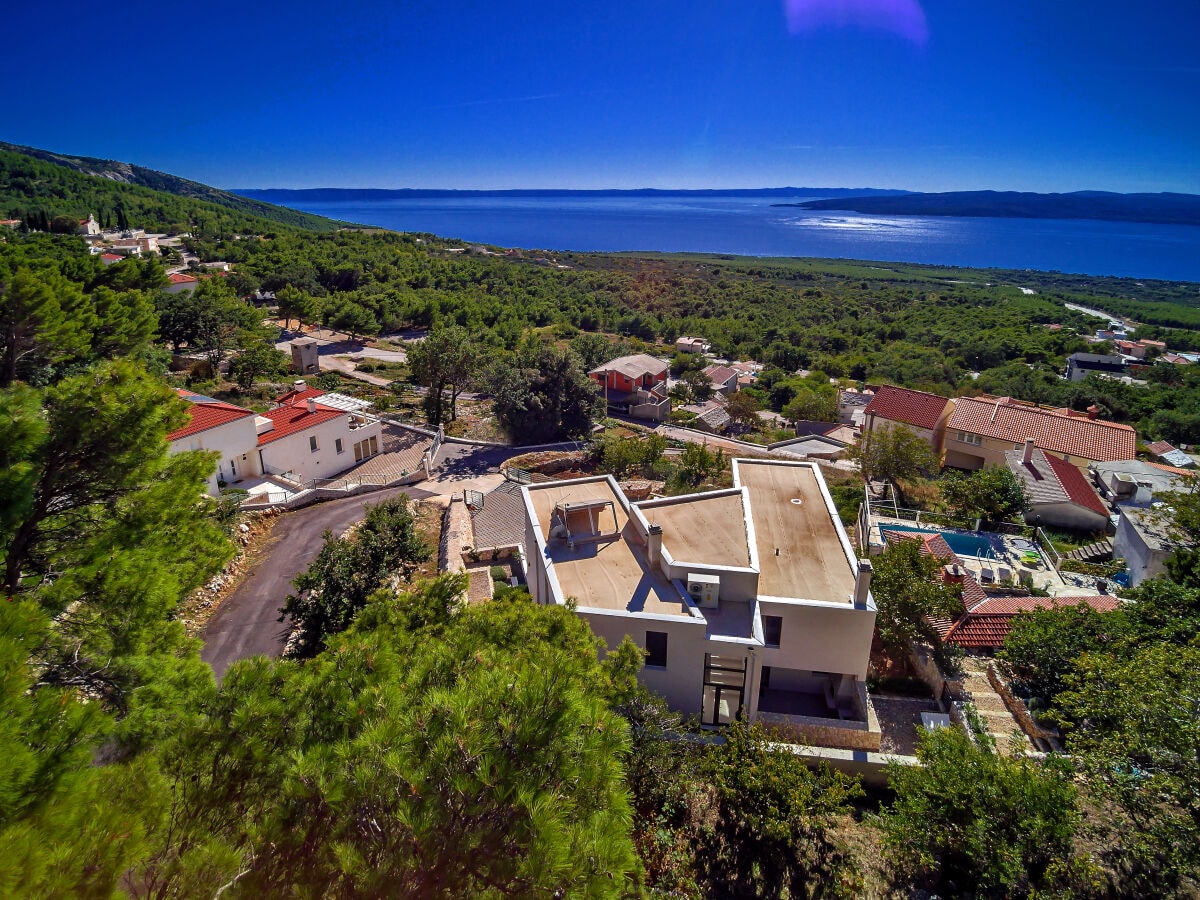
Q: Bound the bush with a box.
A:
[879,727,1095,897]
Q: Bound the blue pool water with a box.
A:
[880,524,996,559]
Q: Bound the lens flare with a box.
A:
[784,0,929,45]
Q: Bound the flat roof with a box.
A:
[637,490,752,569]
[734,460,855,604]
[528,479,688,616]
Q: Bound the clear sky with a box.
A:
[4,1,1198,192]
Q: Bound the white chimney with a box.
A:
[647,523,663,569]
[306,398,317,414]
[294,379,306,392]
[1022,438,1036,466]
[853,559,873,609]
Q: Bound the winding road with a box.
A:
[200,440,561,678]
[201,485,436,678]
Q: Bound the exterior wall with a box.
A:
[1023,501,1108,533]
[169,416,261,496]
[591,368,667,393]
[581,609,709,715]
[629,398,670,422]
[947,431,1108,472]
[865,415,941,453]
[259,416,382,484]
[1113,514,1168,586]
[758,599,875,681]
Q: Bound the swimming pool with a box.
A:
[880,524,996,559]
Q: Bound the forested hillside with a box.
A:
[182,221,1200,442]
[0,144,342,233]
[4,149,1200,895]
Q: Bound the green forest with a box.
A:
[3,146,1200,896]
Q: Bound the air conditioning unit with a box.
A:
[687,572,720,608]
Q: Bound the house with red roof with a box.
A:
[702,363,740,395]
[167,390,260,496]
[100,252,124,265]
[882,529,1119,650]
[939,594,1121,650]
[165,272,199,294]
[256,393,383,484]
[862,385,954,452]
[1006,439,1110,532]
[168,386,384,496]
[944,396,1136,472]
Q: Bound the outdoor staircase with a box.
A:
[959,659,1033,757]
[1064,538,1113,563]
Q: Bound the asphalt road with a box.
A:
[201,484,434,679]
[200,439,584,678]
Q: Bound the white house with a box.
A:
[255,393,383,484]
[675,336,710,354]
[522,459,879,750]
[167,387,384,495]
[166,390,261,496]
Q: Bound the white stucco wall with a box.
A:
[258,416,382,483]
[1113,513,1169,586]
[581,609,709,714]
[758,599,875,681]
[169,415,261,496]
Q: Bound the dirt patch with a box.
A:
[177,509,283,637]
[503,449,592,475]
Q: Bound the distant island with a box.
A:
[234,186,912,203]
[776,190,1200,226]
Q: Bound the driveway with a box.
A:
[201,484,434,679]
[200,441,578,676]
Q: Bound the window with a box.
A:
[957,431,982,446]
[644,631,668,668]
[335,438,344,454]
[309,435,319,452]
[763,615,783,648]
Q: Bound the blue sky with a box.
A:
[4,1,1198,191]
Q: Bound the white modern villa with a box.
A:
[521,458,880,750]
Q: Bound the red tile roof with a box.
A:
[881,530,988,610]
[948,396,1136,462]
[169,272,198,284]
[702,364,739,386]
[1147,460,1194,477]
[101,252,124,262]
[275,386,325,405]
[257,401,344,446]
[864,385,951,431]
[1039,451,1110,518]
[1147,440,1176,457]
[942,595,1121,649]
[167,389,254,441]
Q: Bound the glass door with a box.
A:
[701,654,747,726]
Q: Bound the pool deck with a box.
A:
[871,516,1068,594]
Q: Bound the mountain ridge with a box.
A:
[234,186,913,202]
[783,189,1200,226]
[0,140,342,231]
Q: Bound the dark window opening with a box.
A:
[763,615,783,648]
[645,631,668,668]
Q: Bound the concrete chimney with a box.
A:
[942,564,965,586]
[1086,404,1100,420]
[305,398,317,414]
[294,379,306,393]
[647,523,663,569]
[1022,438,1036,466]
[853,559,873,609]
